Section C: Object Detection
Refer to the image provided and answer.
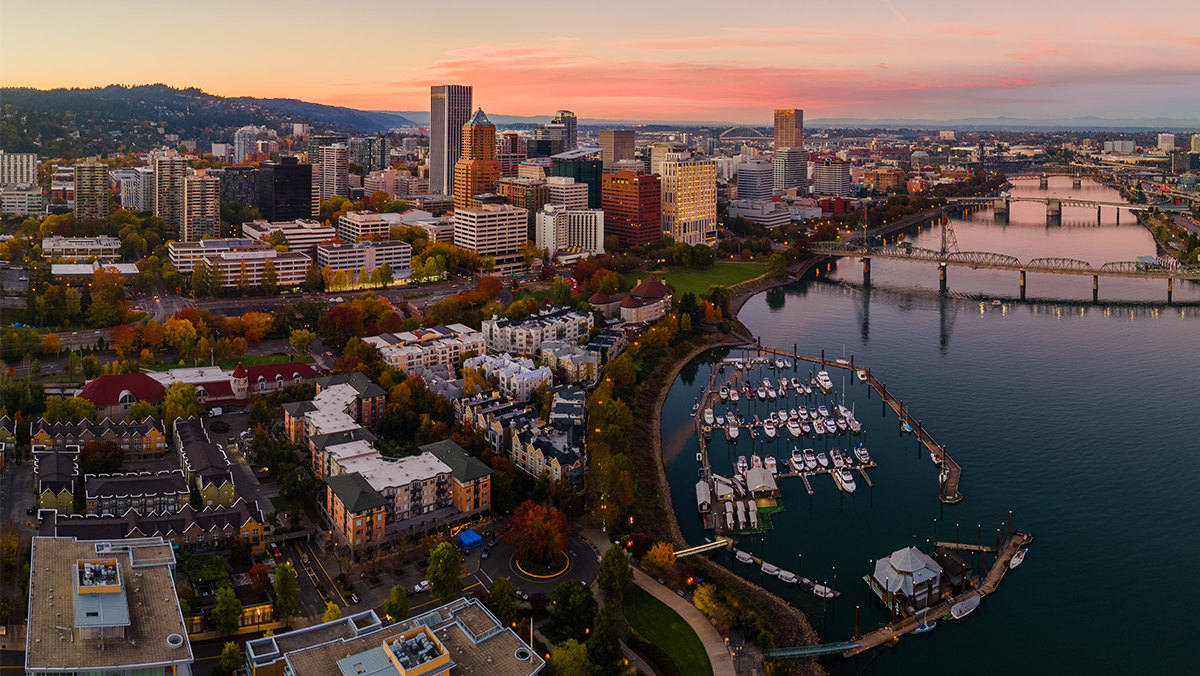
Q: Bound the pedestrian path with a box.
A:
[580,529,736,676]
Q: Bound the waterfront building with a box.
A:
[601,170,662,247]
[660,152,718,244]
[619,275,672,323]
[430,84,473,195]
[452,109,501,211]
[869,546,944,612]
[74,157,110,221]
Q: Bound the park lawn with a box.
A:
[143,353,315,372]
[268,496,288,514]
[622,585,714,676]
[658,261,765,299]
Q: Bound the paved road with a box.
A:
[1172,213,1200,237]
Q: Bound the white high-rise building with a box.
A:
[182,172,221,242]
[736,159,773,200]
[134,166,155,212]
[546,176,589,210]
[336,211,391,243]
[1192,135,1200,153]
[430,84,473,195]
[535,205,604,265]
[1158,133,1176,152]
[812,157,851,197]
[154,152,187,239]
[234,126,259,163]
[319,143,349,202]
[0,151,38,187]
[453,203,526,273]
[774,147,807,193]
[660,152,717,245]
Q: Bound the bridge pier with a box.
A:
[1039,174,1049,188]
[1098,205,1102,223]
[862,257,871,286]
[1168,278,1173,303]
[939,263,947,293]
[1020,270,1026,300]
[1073,176,1082,188]
[1046,199,1061,224]
[1093,275,1099,303]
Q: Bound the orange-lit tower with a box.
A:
[453,109,501,211]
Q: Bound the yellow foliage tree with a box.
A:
[641,542,676,572]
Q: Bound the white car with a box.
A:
[413,580,430,594]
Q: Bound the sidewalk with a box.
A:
[580,529,736,676]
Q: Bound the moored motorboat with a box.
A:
[833,468,857,493]
[787,419,802,437]
[767,388,777,400]
[696,452,702,462]
[703,426,712,441]
[837,404,852,418]
[801,423,812,435]
[803,449,817,470]
[817,371,834,391]
[777,571,798,583]
[728,425,739,440]
[810,419,823,437]
[763,420,777,438]
[703,408,714,425]
[836,417,848,431]
[750,454,763,468]
[811,584,835,598]
[857,369,867,382]
[761,562,779,576]
[796,407,809,420]
[854,443,871,464]
[765,456,777,474]
[719,386,729,401]
[915,620,937,633]
[726,411,737,426]
[817,405,830,418]
[825,419,838,434]
[761,378,771,389]
[730,389,739,402]
[791,377,801,389]
[949,596,981,619]
[757,387,768,400]
[736,360,745,371]
[848,419,862,433]
[790,449,805,471]
[816,452,829,468]
[777,408,789,422]
[1009,549,1027,569]
[830,449,844,468]
[736,455,748,474]
[901,421,914,434]
[931,451,943,465]
[843,452,855,467]
[735,550,754,564]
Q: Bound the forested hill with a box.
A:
[235,98,415,132]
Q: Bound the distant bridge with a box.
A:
[947,195,1193,216]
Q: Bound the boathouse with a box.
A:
[869,546,944,611]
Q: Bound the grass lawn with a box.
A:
[143,353,315,371]
[658,261,765,298]
[268,496,288,514]
[622,585,713,676]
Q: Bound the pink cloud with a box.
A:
[1007,39,1061,61]
[930,23,998,37]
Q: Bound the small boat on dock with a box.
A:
[857,369,867,383]
[730,390,739,402]
[831,449,844,468]
[787,419,802,437]
[992,299,1002,307]
[796,407,809,420]
[1010,549,1027,569]
[789,449,805,472]
[837,404,852,419]
[768,388,778,400]
[765,456,777,474]
[703,426,712,441]
[848,418,862,433]
[736,456,748,474]
[843,452,855,467]
[939,468,948,484]
[761,562,779,576]
[791,378,801,389]
[761,378,771,389]
[691,399,698,417]
[810,420,823,437]
[775,359,786,369]
[801,581,834,598]
[750,454,763,468]
[836,417,848,431]
[949,596,980,619]
[763,420,777,438]
[915,620,937,633]
[825,419,838,434]
[735,550,754,564]
[728,425,740,440]
[834,468,857,493]
[726,411,737,426]
[757,387,767,400]
[901,421,914,434]
[816,452,829,468]
[703,408,714,425]
[931,451,942,465]
[777,408,789,422]
[736,360,745,371]
[801,422,812,435]
[696,452,703,462]
[817,405,830,418]
[777,571,798,583]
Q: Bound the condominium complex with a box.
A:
[317,239,412,275]
[600,129,635,168]
[774,108,804,150]
[363,324,485,375]
[169,237,271,272]
[182,171,221,241]
[661,152,718,244]
[452,203,527,272]
[2,185,45,215]
[364,167,427,199]
[602,170,662,247]
[242,218,336,257]
[497,131,527,177]
[0,150,37,187]
[452,109,501,211]
[201,250,311,289]
[464,353,553,402]
[41,235,121,261]
[481,305,594,356]
[736,159,774,200]
[153,151,187,238]
[234,125,259,163]
[350,135,389,172]
[74,157,110,221]
[535,205,604,265]
[258,157,317,221]
[429,84,473,195]
[318,143,349,201]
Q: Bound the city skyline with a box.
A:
[2,1,1198,122]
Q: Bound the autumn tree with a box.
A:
[262,258,278,296]
[641,542,676,573]
[142,320,165,351]
[597,546,634,607]
[766,252,788,280]
[79,440,124,474]
[236,259,250,296]
[323,601,342,622]
[692,583,736,631]
[427,542,463,604]
[111,324,140,358]
[127,400,154,423]
[506,501,570,570]
[162,382,202,427]
[41,333,61,356]
[88,267,128,327]
[289,329,316,353]
[163,318,197,356]
[43,396,96,424]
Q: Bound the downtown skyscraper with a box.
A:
[430,84,473,196]
[453,109,501,211]
[774,109,804,151]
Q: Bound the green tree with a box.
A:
[550,580,596,641]
[44,396,96,424]
[383,585,411,622]
[216,642,244,676]
[587,608,623,676]
[191,262,211,298]
[305,258,323,291]
[211,586,243,634]
[323,601,342,622]
[289,329,316,354]
[596,547,634,608]
[237,259,250,296]
[551,639,592,676]
[265,230,290,251]
[426,542,463,604]
[161,382,202,426]
[67,351,80,379]
[378,262,394,288]
[127,400,155,422]
[551,276,573,305]
[766,252,788,280]
[487,577,518,626]
[273,562,300,621]
[262,258,279,296]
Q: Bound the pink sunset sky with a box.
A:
[3,0,1198,122]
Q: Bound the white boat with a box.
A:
[777,571,798,583]
[939,469,949,484]
[857,369,867,382]
[843,451,855,467]
[787,420,802,437]
[790,448,805,469]
[761,378,771,389]
[833,468,857,493]
[810,419,823,437]
[777,408,789,422]
[692,399,698,416]
[703,408,714,425]
[931,451,943,465]
[719,386,729,401]
[848,419,862,433]
[726,411,737,426]
[728,425,740,440]
[763,421,777,438]
[750,454,763,468]
[817,405,830,418]
[791,378,801,389]
[775,359,786,370]
[789,408,799,420]
[767,388,777,400]
[730,390,739,402]
[1009,549,1027,569]
[765,456,777,474]
[836,417,848,431]
[817,371,834,391]
[803,384,813,396]
[831,449,844,468]
[835,358,850,366]
[803,449,817,470]
[810,584,835,599]
[825,419,838,434]
[801,423,812,435]
[950,596,981,619]
[735,550,754,564]
[991,299,1002,307]
[757,387,767,400]
[736,360,745,371]
[760,562,779,576]
[796,407,809,421]
[854,443,871,464]
[817,452,829,468]
[736,456,748,474]
[837,404,852,418]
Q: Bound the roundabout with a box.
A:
[511,552,572,580]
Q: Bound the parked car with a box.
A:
[487,537,499,547]
[413,580,430,593]
[515,589,529,601]
[481,547,490,559]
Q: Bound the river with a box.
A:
[660,177,1200,673]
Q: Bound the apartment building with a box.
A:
[169,237,270,273]
[32,417,168,459]
[241,218,336,257]
[463,353,553,402]
[481,305,594,356]
[84,470,190,515]
[0,150,37,187]
[363,324,485,374]
[534,205,604,264]
[174,417,236,509]
[182,171,221,241]
[661,152,718,244]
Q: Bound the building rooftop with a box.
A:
[327,473,388,513]
[341,453,453,492]
[421,440,492,484]
[26,537,193,673]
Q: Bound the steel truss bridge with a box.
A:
[947,195,1193,214]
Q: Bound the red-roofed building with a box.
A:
[588,292,621,319]
[77,373,168,421]
[144,361,318,410]
[620,275,672,324]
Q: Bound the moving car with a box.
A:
[270,543,281,558]
[413,580,430,593]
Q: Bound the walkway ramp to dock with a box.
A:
[764,641,863,658]
[674,537,733,558]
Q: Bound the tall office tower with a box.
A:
[258,158,318,221]
[774,109,804,150]
[430,84,473,195]
[773,147,807,192]
[535,205,604,261]
[497,177,550,236]
[319,143,349,202]
[1158,134,1176,152]
[812,157,851,197]
[550,148,604,208]
[553,110,578,150]
[649,142,688,176]
[497,132,527,178]
[134,166,155,212]
[306,134,348,165]
[1192,135,1200,153]
[293,123,312,137]
[73,157,110,221]
[215,166,259,210]
[546,176,589,210]
[350,135,390,173]
[533,124,569,156]
[153,152,187,238]
[660,152,718,245]
[453,203,527,273]
[452,109,501,211]
[602,170,661,247]
[233,126,259,163]
[736,159,774,200]
[0,151,38,187]
[182,171,221,241]
[599,130,635,169]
